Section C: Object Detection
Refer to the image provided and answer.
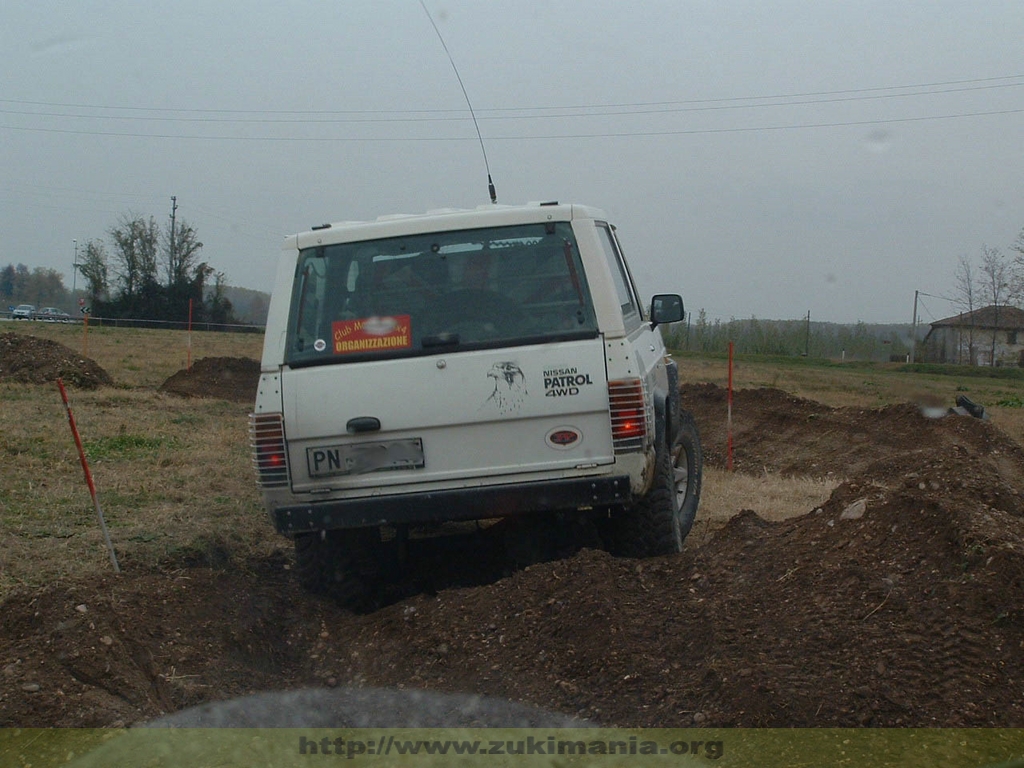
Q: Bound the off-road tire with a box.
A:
[294,529,381,612]
[672,410,702,541]
[605,411,702,557]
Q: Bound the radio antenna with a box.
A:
[419,1,497,204]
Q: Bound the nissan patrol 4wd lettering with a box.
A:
[251,202,702,608]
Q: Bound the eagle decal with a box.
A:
[484,362,527,414]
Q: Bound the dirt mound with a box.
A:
[681,382,1024,481]
[3,384,1024,729]
[158,356,260,403]
[0,333,113,389]
[0,556,316,727]
[314,500,1024,727]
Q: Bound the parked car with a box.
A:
[36,307,72,322]
[12,304,36,319]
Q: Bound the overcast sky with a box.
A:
[2,1,1022,324]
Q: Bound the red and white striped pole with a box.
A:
[57,378,120,573]
[726,341,734,472]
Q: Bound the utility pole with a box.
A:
[169,195,178,283]
[804,310,810,357]
[72,239,78,297]
[910,290,919,364]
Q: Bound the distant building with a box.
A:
[921,305,1024,366]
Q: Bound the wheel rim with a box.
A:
[672,443,690,508]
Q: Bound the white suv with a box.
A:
[252,202,702,608]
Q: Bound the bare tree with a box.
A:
[953,255,977,363]
[954,255,977,311]
[77,240,109,304]
[979,244,1012,365]
[109,213,159,299]
[204,268,234,323]
[1009,227,1024,306]
[979,245,1011,306]
[164,218,204,287]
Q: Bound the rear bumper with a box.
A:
[271,474,632,534]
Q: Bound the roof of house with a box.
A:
[929,305,1024,330]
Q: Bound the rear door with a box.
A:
[278,220,617,494]
[281,338,613,492]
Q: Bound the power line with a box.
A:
[2,106,1022,142]
[4,80,1022,125]
[1,74,1021,120]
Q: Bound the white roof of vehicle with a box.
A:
[288,202,607,251]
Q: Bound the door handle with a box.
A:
[346,417,381,433]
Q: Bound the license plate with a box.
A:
[306,438,424,477]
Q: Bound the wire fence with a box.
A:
[1,311,265,334]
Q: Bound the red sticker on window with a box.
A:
[333,316,412,354]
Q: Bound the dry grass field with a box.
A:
[1,323,266,598]
[6,321,265,388]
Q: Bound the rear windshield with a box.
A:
[285,222,598,366]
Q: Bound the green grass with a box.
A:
[898,362,1024,380]
[0,359,270,598]
[83,433,174,460]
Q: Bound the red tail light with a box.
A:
[608,378,649,453]
[249,412,290,487]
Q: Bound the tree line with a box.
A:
[2,209,237,324]
[1,264,67,310]
[663,313,913,361]
[76,211,236,323]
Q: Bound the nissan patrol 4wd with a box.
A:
[251,202,702,608]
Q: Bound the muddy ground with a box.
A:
[158,356,261,403]
[0,333,112,389]
[2,342,1023,728]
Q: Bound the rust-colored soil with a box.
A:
[158,356,261,403]
[2,379,1023,728]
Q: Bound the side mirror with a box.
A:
[650,294,684,329]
